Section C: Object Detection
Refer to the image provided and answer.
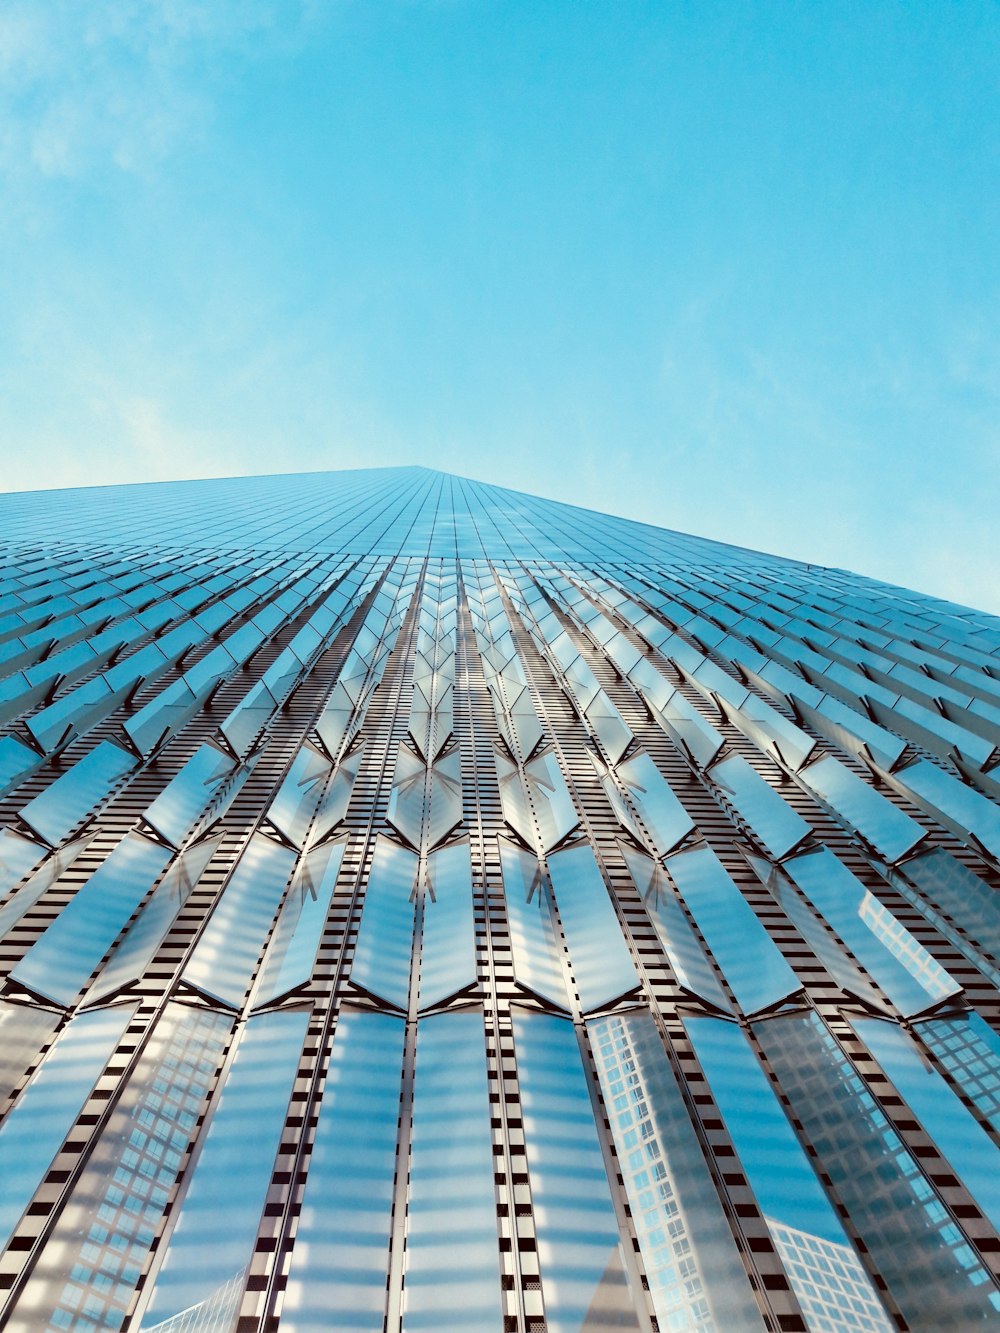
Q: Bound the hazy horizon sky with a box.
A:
[1,3,997,611]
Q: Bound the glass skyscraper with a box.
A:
[0,465,998,1332]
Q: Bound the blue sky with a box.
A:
[1,2,997,609]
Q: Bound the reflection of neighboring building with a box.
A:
[857,891,953,1003]
[767,1218,894,1333]
[591,1011,762,1333]
[140,1266,247,1333]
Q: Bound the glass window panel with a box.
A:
[182,833,297,1009]
[0,826,47,916]
[220,679,279,757]
[512,1010,641,1333]
[499,839,569,1010]
[387,747,427,851]
[0,735,38,797]
[266,742,331,848]
[254,840,344,1007]
[918,1011,1000,1127]
[708,756,810,860]
[350,836,417,1010]
[403,1010,503,1331]
[0,1001,61,1106]
[755,1011,1000,1328]
[646,688,724,768]
[589,1010,765,1332]
[722,693,817,771]
[585,690,633,765]
[425,748,463,850]
[784,848,961,1017]
[13,833,173,1005]
[18,741,135,845]
[616,752,694,857]
[621,844,731,1012]
[310,747,362,844]
[419,842,477,1009]
[85,838,222,1005]
[124,678,200,758]
[522,750,578,855]
[686,1016,893,1333]
[666,846,800,1014]
[892,758,1000,861]
[496,750,537,849]
[853,1017,1000,1230]
[898,849,1000,962]
[547,844,638,1011]
[142,743,235,848]
[138,1010,308,1331]
[0,1005,134,1252]
[281,1010,405,1333]
[793,694,909,771]
[799,755,925,863]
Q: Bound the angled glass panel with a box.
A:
[897,849,1000,962]
[182,833,297,1009]
[794,693,909,771]
[0,1005,134,1252]
[709,755,810,860]
[646,688,724,768]
[125,679,201,758]
[254,839,344,1007]
[616,752,694,857]
[85,838,222,1005]
[686,1016,893,1333]
[350,836,417,1010]
[755,1010,1000,1329]
[853,1017,1000,1231]
[310,746,362,844]
[784,848,961,1017]
[589,1010,765,1332]
[0,1001,61,1106]
[143,743,235,848]
[267,742,332,848]
[281,1010,405,1333]
[139,1009,308,1330]
[892,758,1000,861]
[523,749,578,854]
[666,846,800,1014]
[506,680,544,759]
[387,746,427,850]
[585,690,633,765]
[10,1002,232,1331]
[918,1010,1000,1127]
[18,741,135,845]
[13,833,173,1005]
[425,748,463,850]
[219,678,279,757]
[799,755,925,863]
[0,827,49,925]
[621,844,731,1012]
[419,842,476,1009]
[189,749,261,842]
[512,1010,641,1333]
[721,692,817,771]
[496,750,537,848]
[547,844,638,1011]
[499,839,569,1010]
[0,735,38,798]
[403,1010,503,1332]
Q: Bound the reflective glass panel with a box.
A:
[853,1016,1000,1230]
[139,1010,308,1330]
[0,1001,60,1106]
[755,1011,1000,1328]
[403,1010,503,1331]
[419,842,477,1009]
[143,744,235,848]
[512,1010,641,1333]
[616,752,694,856]
[18,742,135,845]
[784,848,960,1017]
[182,833,296,1009]
[499,839,569,1010]
[267,742,331,849]
[0,1005,133,1251]
[254,839,344,1006]
[281,1010,405,1332]
[589,1010,765,1332]
[350,836,417,1010]
[13,833,173,1005]
[799,755,924,863]
[0,830,82,938]
[547,844,638,1011]
[709,756,810,859]
[666,846,800,1014]
[918,1010,1000,1127]
[686,1016,893,1333]
[898,849,1000,962]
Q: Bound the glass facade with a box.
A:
[0,465,998,1332]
